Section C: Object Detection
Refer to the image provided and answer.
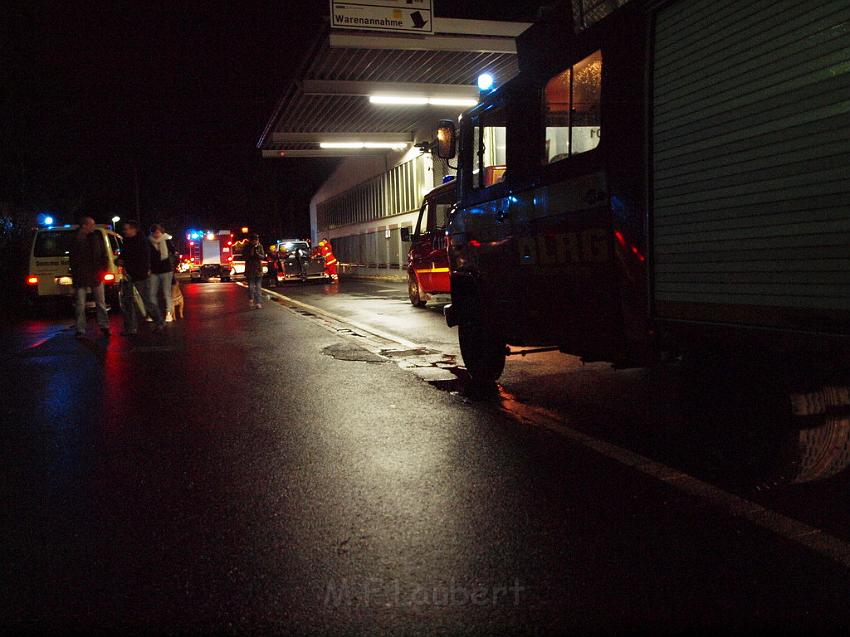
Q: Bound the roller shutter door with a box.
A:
[651,0,850,329]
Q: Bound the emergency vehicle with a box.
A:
[274,239,330,283]
[437,0,850,402]
[402,180,455,307]
[27,224,123,308]
[188,230,233,282]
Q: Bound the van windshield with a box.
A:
[34,231,76,257]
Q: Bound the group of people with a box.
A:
[116,220,178,334]
[71,220,338,334]
[69,216,177,339]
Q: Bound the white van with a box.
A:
[27,224,124,307]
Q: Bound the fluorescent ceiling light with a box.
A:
[426,97,478,107]
[320,141,409,150]
[370,96,429,105]
[370,95,478,107]
[319,142,365,148]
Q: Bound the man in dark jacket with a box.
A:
[116,220,162,334]
[69,216,110,339]
[244,233,266,308]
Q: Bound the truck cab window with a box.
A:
[473,106,508,189]
[433,202,453,229]
[544,49,602,164]
[414,201,428,236]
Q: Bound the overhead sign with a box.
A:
[330,1,434,35]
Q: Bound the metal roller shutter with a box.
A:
[651,0,850,326]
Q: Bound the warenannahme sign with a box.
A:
[330,0,434,34]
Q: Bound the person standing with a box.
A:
[116,220,163,334]
[244,232,266,309]
[319,237,339,282]
[69,216,110,339]
[148,224,177,322]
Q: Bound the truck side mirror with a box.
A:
[400,227,411,242]
[436,120,457,159]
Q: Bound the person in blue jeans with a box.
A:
[69,216,110,339]
[244,232,266,308]
[117,220,162,334]
[148,224,176,322]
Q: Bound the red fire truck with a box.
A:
[402,180,456,307]
[188,230,234,282]
[437,0,850,408]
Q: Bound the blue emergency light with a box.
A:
[477,73,494,92]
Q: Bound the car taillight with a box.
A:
[103,273,116,282]
[26,275,39,285]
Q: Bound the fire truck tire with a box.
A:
[408,272,426,307]
[459,321,506,384]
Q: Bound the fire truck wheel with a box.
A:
[408,272,426,307]
[459,321,506,384]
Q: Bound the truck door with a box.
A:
[202,237,221,265]
[424,189,454,293]
[463,102,523,328]
[518,49,623,350]
[409,199,433,290]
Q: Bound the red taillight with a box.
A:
[103,273,116,283]
[26,275,39,285]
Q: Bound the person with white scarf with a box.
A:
[148,224,176,324]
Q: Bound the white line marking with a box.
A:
[497,397,850,569]
[247,282,850,570]
[259,285,421,350]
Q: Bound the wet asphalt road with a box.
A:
[4,281,850,634]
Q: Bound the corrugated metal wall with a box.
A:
[316,155,427,270]
[316,157,423,231]
[652,0,850,317]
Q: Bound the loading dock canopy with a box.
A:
[258,18,530,158]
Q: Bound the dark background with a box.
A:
[2,0,548,246]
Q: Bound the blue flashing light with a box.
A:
[477,73,494,92]
[43,215,54,225]
[442,175,456,184]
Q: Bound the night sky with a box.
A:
[3,1,546,238]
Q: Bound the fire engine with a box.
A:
[437,0,850,406]
[187,230,234,282]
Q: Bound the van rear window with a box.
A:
[34,231,75,257]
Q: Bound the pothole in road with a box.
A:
[380,347,438,358]
[322,342,386,363]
